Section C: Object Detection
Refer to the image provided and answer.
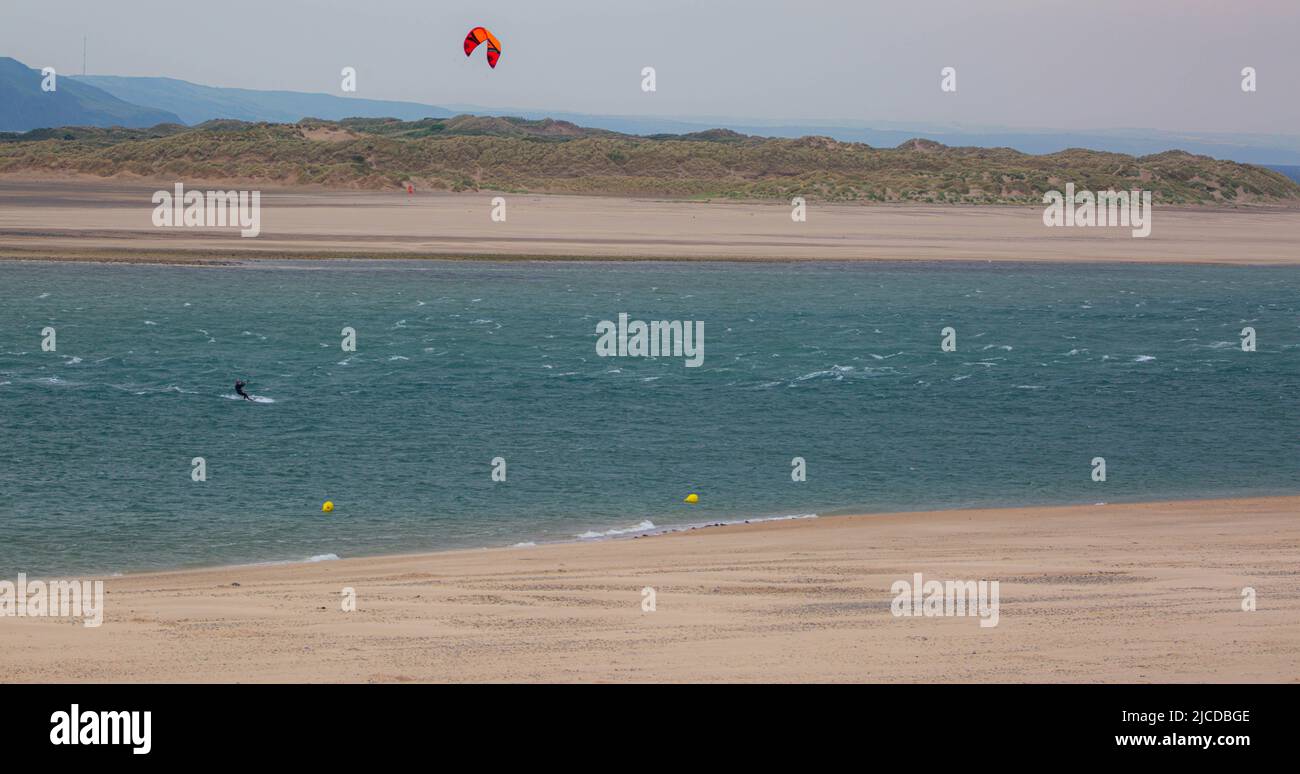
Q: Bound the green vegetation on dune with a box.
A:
[1,116,1297,205]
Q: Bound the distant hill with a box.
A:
[442,105,1300,167]
[2,116,1297,206]
[14,55,1297,166]
[1266,165,1300,184]
[74,74,452,125]
[0,57,181,132]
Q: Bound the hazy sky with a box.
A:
[3,0,1298,133]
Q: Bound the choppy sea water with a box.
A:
[1,259,1296,575]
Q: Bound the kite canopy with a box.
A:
[464,26,502,68]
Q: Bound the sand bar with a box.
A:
[1,181,1297,265]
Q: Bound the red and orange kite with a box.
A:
[464,26,502,68]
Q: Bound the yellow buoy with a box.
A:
[321,500,334,513]
[684,493,699,504]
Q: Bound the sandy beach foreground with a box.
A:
[1,180,1298,264]
[3,496,1297,683]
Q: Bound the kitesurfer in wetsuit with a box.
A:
[234,379,252,401]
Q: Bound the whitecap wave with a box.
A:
[795,365,854,382]
[576,520,656,540]
[572,513,819,543]
[222,393,275,403]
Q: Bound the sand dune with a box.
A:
[3,496,1297,683]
